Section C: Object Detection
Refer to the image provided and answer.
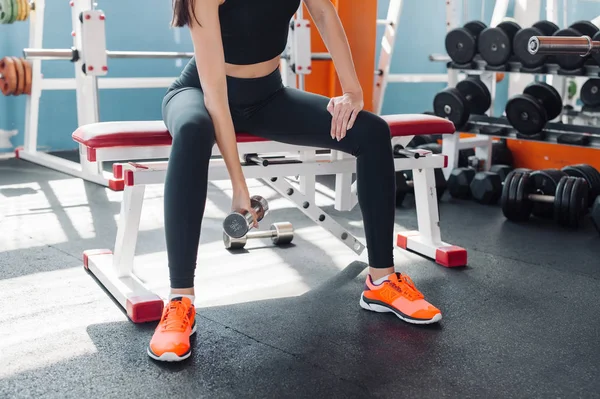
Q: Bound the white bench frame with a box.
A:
[79,122,468,323]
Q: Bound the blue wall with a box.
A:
[0,0,599,153]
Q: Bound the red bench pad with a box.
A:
[72,115,455,149]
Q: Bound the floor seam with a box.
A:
[198,313,372,395]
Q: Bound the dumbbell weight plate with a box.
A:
[553,28,589,70]
[456,77,492,115]
[447,167,476,199]
[0,57,17,95]
[561,164,600,205]
[478,21,521,67]
[554,176,588,228]
[591,197,600,234]
[529,169,567,218]
[8,0,15,23]
[580,79,600,108]
[433,87,470,129]
[570,20,600,39]
[501,170,534,222]
[505,93,548,136]
[23,58,31,94]
[445,20,487,65]
[490,164,513,181]
[0,0,10,24]
[524,82,563,120]
[470,171,503,204]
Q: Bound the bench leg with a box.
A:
[263,177,366,255]
[396,167,467,267]
[83,184,164,323]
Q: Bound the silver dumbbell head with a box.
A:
[223,231,247,250]
[270,222,294,245]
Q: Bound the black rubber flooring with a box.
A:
[1,155,599,399]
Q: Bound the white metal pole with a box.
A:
[23,0,45,153]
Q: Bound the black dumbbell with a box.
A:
[478,21,522,67]
[528,169,569,218]
[469,164,525,204]
[434,76,492,129]
[223,195,269,239]
[592,31,600,67]
[513,20,559,69]
[505,81,562,136]
[395,169,447,206]
[552,20,600,71]
[561,164,600,206]
[580,79,600,108]
[501,170,589,228]
[223,222,294,250]
[591,197,600,235]
[445,20,488,65]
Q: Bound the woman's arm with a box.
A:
[188,0,247,192]
[303,0,364,140]
[303,0,362,96]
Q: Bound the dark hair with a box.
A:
[171,0,201,27]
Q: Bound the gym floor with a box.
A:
[1,155,599,399]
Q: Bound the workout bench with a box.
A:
[73,114,468,323]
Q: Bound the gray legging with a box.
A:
[162,59,396,288]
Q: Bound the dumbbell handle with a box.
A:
[528,36,598,56]
[528,193,555,204]
[246,229,278,239]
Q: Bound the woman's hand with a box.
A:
[327,91,364,141]
[231,184,259,229]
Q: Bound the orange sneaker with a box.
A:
[360,273,442,324]
[147,297,196,361]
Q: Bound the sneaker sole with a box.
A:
[359,294,442,325]
[147,322,197,362]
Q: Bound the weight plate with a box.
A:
[502,170,532,221]
[11,56,24,96]
[0,0,11,23]
[8,0,15,23]
[19,0,26,21]
[530,169,567,218]
[513,27,547,68]
[395,172,410,206]
[433,87,470,128]
[580,79,600,107]
[478,26,513,66]
[445,27,478,65]
[570,20,600,38]
[505,94,548,135]
[524,81,563,120]
[569,178,589,228]
[592,197,600,234]
[561,164,600,205]
[456,77,491,115]
[16,0,22,21]
[553,28,587,70]
[22,58,31,94]
[532,20,559,36]
[0,56,17,95]
[464,20,487,37]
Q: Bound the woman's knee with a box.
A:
[171,115,216,152]
[353,112,392,153]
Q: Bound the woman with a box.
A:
[148,0,442,362]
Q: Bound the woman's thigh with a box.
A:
[244,87,390,156]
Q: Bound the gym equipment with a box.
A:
[433,76,491,129]
[223,195,269,239]
[76,115,466,322]
[0,0,32,24]
[468,165,517,204]
[491,141,514,167]
[0,56,32,96]
[445,21,487,65]
[505,81,563,136]
[551,21,599,70]
[561,164,600,206]
[395,169,447,206]
[501,170,588,228]
[528,169,569,219]
[490,164,512,181]
[591,197,600,235]
[478,21,522,67]
[447,168,476,199]
[513,20,559,69]
[580,79,600,108]
[223,222,294,250]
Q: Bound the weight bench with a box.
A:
[73,114,468,323]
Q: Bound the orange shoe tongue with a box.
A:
[170,296,192,306]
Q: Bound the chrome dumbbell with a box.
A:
[222,195,269,239]
[223,222,294,250]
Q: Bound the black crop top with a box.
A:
[218,0,302,65]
